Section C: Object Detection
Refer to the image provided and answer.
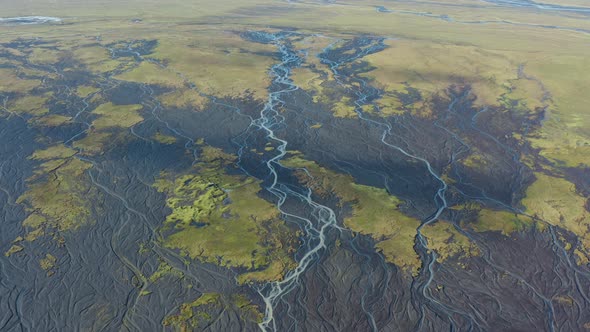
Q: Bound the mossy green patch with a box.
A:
[163,293,222,329]
[283,153,480,273]
[291,65,330,103]
[364,40,515,108]
[575,249,589,266]
[5,244,24,257]
[231,294,264,324]
[470,209,536,236]
[25,227,45,242]
[148,260,184,283]
[522,173,590,259]
[28,47,62,65]
[9,93,52,116]
[332,96,357,118]
[30,144,77,160]
[16,151,96,246]
[373,95,406,116]
[40,253,57,270]
[0,68,41,93]
[282,154,423,274]
[198,144,237,164]
[31,114,72,127]
[76,85,100,98]
[18,157,93,232]
[72,131,114,155]
[114,61,184,88]
[153,132,177,145]
[39,253,57,276]
[163,292,263,330]
[422,222,480,263]
[554,295,574,306]
[149,30,274,100]
[155,145,297,283]
[526,56,590,168]
[72,45,122,74]
[158,88,207,110]
[22,213,47,229]
[91,102,143,129]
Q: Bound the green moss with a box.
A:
[194,293,222,307]
[16,152,96,245]
[332,96,357,118]
[158,88,207,110]
[18,158,93,232]
[159,175,288,270]
[5,244,24,257]
[31,114,72,127]
[422,222,480,263]
[150,31,274,100]
[575,249,589,265]
[198,145,237,164]
[522,173,590,257]
[76,85,100,98]
[153,132,177,145]
[39,253,57,274]
[0,68,41,93]
[470,209,536,236]
[526,56,590,168]
[163,293,222,330]
[22,213,47,229]
[237,258,294,285]
[373,95,405,116]
[28,48,62,64]
[9,93,52,116]
[72,131,114,155]
[148,260,184,283]
[231,294,264,324]
[114,61,184,88]
[163,292,263,330]
[282,154,423,274]
[291,66,326,97]
[72,45,122,74]
[553,295,574,306]
[30,144,77,160]
[25,228,45,242]
[92,102,144,129]
[155,145,297,283]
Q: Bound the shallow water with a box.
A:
[0,16,61,25]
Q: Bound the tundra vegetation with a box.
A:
[1,0,590,329]
[2,0,587,278]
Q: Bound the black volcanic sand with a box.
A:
[0,30,588,332]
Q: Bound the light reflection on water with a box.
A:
[0,16,62,25]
